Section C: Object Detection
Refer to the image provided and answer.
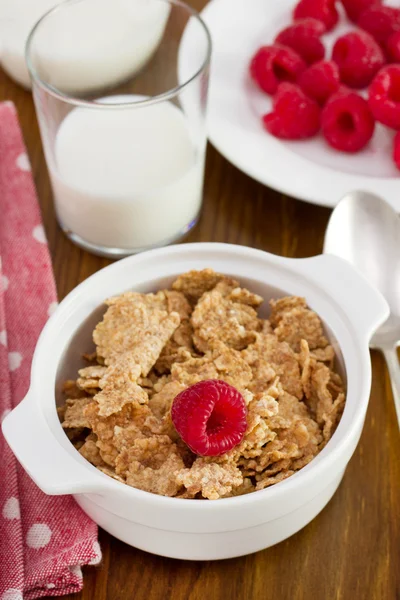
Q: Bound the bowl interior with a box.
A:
[55,271,347,407]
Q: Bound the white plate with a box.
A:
[196,0,400,208]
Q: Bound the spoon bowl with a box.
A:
[324,190,400,425]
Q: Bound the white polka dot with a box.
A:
[46,583,55,589]
[26,523,52,549]
[2,497,20,520]
[69,565,82,578]
[1,590,23,600]
[48,302,58,317]
[88,540,102,564]
[32,225,47,244]
[2,274,9,292]
[16,152,31,172]
[1,409,11,423]
[0,330,7,346]
[8,352,22,372]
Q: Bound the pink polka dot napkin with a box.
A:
[0,102,101,599]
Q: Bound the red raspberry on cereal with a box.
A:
[386,31,400,63]
[358,6,400,46]
[171,380,247,457]
[332,30,385,89]
[293,0,339,32]
[263,83,321,139]
[322,90,375,152]
[340,0,381,23]
[368,65,400,129]
[274,19,326,65]
[393,131,400,171]
[299,60,340,105]
[249,44,307,95]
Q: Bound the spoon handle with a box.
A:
[382,347,400,428]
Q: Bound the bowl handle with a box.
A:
[295,254,389,342]
[2,393,112,495]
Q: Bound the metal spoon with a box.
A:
[323,190,400,427]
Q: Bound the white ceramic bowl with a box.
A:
[2,243,389,560]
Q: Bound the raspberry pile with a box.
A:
[249,0,400,169]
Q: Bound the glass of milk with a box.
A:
[26,0,211,257]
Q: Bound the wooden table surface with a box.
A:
[1,2,399,598]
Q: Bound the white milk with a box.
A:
[0,0,58,88]
[0,0,169,90]
[48,99,205,250]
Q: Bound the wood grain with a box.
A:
[1,1,399,598]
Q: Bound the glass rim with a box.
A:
[25,0,212,109]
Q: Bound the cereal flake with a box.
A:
[93,292,180,376]
[175,458,243,500]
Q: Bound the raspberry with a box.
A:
[358,6,400,46]
[393,131,400,171]
[340,0,382,23]
[322,90,375,152]
[332,31,385,89]
[249,44,306,95]
[368,65,400,129]
[293,0,339,32]
[386,31,400,63]
[299,60,340,104]
[263,83,321,139]
[171,380,247,456]
[274,19,326,65]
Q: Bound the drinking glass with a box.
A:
[26,0,211,257]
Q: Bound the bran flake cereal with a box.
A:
[59,269,346,499]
